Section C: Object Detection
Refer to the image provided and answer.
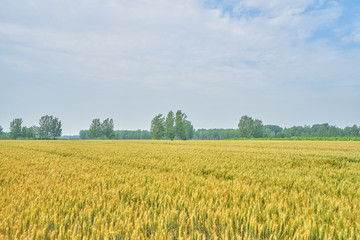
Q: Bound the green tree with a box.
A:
[175,110,188,140]
[109,131,116,139]
[164,111,175,140]
[10,118,23,139]
[238,115,264,138]
[38,115,62,139]
[150,114,165,140]
[350,125,359,137]
[263,125,283,138]
[186,120,194,140]
[0,125,3,135]
[89,119,102,139]
[79,130,90,139]
[21,126,35,139]
[238,115,254,138]
[101,118,115,139]
[253,119,264,138]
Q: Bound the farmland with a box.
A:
[0,140,359,239]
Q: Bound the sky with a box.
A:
[1,0,359,135]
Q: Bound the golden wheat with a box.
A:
[0,140,359,239]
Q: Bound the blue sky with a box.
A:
[1,0,359,135]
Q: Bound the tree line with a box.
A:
[150,110,194,140]
[80,130,151,140]
[78,118,149,140]
[149,114,359,140]
[79,118,151,139]
[1,113,359,140]
[79,110,194,140]
[0,115,62,140]
[236,115,360,138]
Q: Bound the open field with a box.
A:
[0,140,360,239]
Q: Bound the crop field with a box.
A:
[0,140,360,239]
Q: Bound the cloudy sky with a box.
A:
[1,0,359,135]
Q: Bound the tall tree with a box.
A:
[101,118,115,139]
[10,118,23,139]
[21,126,35,139]
[238,115,254,138]
[0,125,3,135]
[238,115,264,138]
[350,125,360,137]
[89,118,102,139]
[252,119,264,138]
[164,111,175,140]
[38,115,62,139]
[186,120,194,140]
[175,110,188,140]
[150,114,165,140]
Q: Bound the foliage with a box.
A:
[79,130,91,139]
[38,115,62,139]
[0,126,8,139]
[151,110,193,140]
[0,140,359,239]
[238,115,253,138]
[9,118,23,139]
[175,110,187,140]
[89,119,102,139]
[21,126,35,139]
[263,125,283,138]
[101,118,115,139]
[115,130,151,139]
[252,119,264,138]
[80,129,152,140]
[194,128,239,140]
[186,120,194,140]
[150,114,165,140]
[164,111,175,140]
[238,115,263,138]
[88,118,115,139]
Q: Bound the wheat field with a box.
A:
[0,140,359,239]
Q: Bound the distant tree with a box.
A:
[32,126,39,139]
[21,127,27,138]
[351,125,360,137]
[312,123,329,137]
[115,130,151,139]
[329,126,343,137]
[21,126,35,139]
[89,119,102,139]
[79,130,90,139]
[238,115,264,138]
[186,120,194,140]
[175,110,188,140]
[164,111,175,140]
[263,125,283,138]
[150,114,165,140]
[253,119,264,138]
[0,125,3,135]
[101,118,114,139]
[238,115,254,138]
[109,131,116,139]
[194,129,239,140]
[38,115,62,139]
[10,118,23,139]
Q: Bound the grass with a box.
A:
[0,140,359,239]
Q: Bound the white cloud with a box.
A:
[342,27,360,44]
[1,0,359,132]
